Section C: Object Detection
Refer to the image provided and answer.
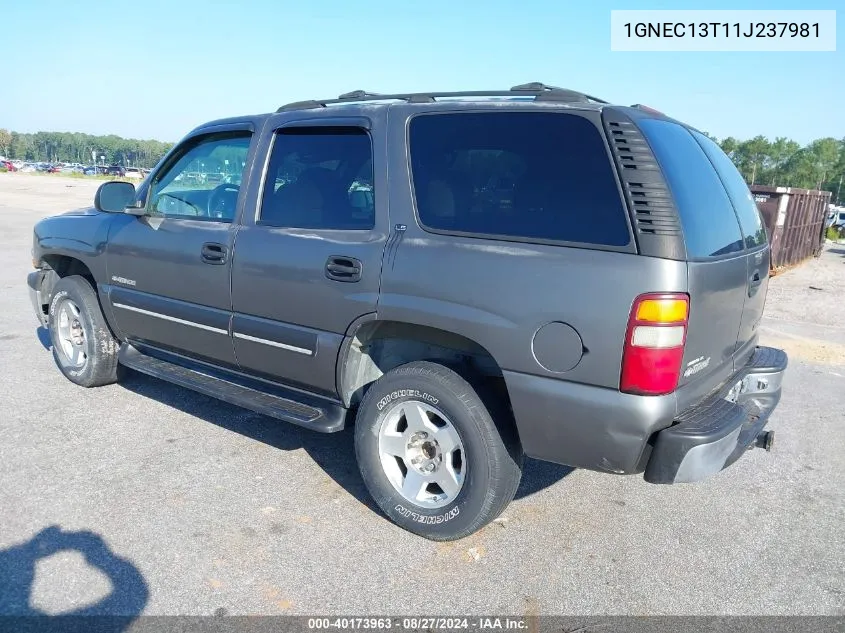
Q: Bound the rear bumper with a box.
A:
[644,346,788,484]
[27,270,48,326]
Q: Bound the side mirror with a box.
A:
[94,181,136,213]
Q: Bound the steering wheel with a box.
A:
[207,183,240,219]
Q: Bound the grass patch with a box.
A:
[826,226,844,241]
[5,171,134,184]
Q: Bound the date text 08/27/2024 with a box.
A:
[307,618,528,630]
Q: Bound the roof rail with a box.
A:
[275,83,608,113]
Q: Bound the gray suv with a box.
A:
[27,84,787,540]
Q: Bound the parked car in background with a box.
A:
[124,167,144,180]
[1,160,17,171]
[105,165,126,177]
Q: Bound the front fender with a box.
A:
[33,211,115,283]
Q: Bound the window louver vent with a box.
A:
[607,120,681,237]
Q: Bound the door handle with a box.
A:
[201,242,227,265]
[325,256,362,282]
[748,270,763,297]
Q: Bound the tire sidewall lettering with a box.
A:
[393,504,460,525]
[376,389,439,411]
[48,290,68,320]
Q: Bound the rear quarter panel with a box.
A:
[379,236,688,388]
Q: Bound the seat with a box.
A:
[264,178,325,228]
[268,167,358,229]
[420,179,458,229]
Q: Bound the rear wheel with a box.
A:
[354,361,522,540]
[48,275,120,387]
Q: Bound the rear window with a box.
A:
[638,119,744,258]
[408,112,630,247]
[693,131,767,249]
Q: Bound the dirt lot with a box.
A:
[1,172,843,616]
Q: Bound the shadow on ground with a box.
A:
[118,370,573,514]
[35,327,51,351]
[0,526,148,631]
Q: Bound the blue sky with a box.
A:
[1,0,841,143]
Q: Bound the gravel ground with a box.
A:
[0,173,843,617]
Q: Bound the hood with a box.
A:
[60,206,101,217]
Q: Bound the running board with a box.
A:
[118,343,347,433]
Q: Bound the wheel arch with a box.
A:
[36,255,122,341]
[34,255,97,316]
[336,318,517,439]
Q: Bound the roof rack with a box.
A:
[276,82,608,113]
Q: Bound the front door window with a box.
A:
[148,133,252,221]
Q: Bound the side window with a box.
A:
[692,131,768,249]
[638,119,744,258]
[258,127,374,230]
[147,133,251,222]
[408,112,631,247]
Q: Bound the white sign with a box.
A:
[610,10,836,52]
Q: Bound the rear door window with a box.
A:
[638,119,744,258]
[259,127,374,230]
[408,112,631,247]
[692,131,768,249]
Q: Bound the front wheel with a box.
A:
[48,275,120,387]
[354,361,522,540]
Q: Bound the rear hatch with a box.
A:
[637,118,770,401]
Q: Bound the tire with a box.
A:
[47,275,120,388]
[354,361,522,540]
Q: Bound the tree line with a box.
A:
[712,134,843,200]
[1,126,843,202]
[0,129,174,169]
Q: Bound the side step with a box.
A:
[118,343,347,433]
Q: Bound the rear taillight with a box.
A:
[620,293,689,396]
